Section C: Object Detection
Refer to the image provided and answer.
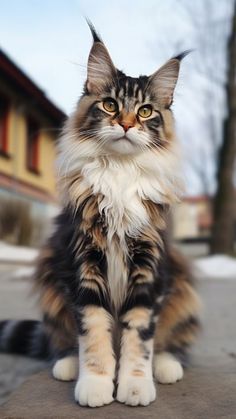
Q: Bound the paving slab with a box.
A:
[0,278,236,418]
[0,363,236,419]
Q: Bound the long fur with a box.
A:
[0,26,200,408]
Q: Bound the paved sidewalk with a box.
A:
[0,264,45,406]
[0,275,236,418]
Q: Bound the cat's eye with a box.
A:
[103,98,118,113]
[138,105,153,118]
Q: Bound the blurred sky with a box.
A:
[0,0,234,195]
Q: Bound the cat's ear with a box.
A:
[86,21,116,94]
[148,51,190,108]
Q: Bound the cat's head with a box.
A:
[64,23,188,160]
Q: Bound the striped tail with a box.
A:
[0,320,51,360]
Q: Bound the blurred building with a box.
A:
[173,195,212,241]
[0,49,66,245]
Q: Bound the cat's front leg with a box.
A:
[74,260,116,407]
[117,265,157,405]
[117,304,156,406]
[116,235,161,406]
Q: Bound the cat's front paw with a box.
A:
[116,376,156,406]
[74,375,114,407]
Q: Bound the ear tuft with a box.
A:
[148,51,191,108]
[86,24,117,94]
[85,18,102,43]
[173,49,193,61]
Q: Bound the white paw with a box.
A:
[154,352,184,384]
[74,375,114,407]
[52,356,78,381]
[117,376,156,406]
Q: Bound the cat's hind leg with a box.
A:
[154,248,201,384]
[153,351,183,384]
[52,355,78,381]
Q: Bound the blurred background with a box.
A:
[0,0,235,254]
[0,0,236,408]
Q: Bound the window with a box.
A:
[26,117,40,174]
[0,95,9,157]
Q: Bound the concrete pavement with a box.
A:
[0,266,236,417]
[0,264,45,406]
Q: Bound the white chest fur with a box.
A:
[80,154,177,308]
[81,156,167,239]
[81,158,148,307]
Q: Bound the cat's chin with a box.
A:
[105,138,140,156]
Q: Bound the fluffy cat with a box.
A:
[0,23,200,407]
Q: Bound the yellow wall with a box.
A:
[0,104,56,196]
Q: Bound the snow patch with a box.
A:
[194,255,236,279]
[12,267,36,278]
[0,241,38,265]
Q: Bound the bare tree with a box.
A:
[179,0,236,253]
[181,0,229,196]
[210,0,236,254]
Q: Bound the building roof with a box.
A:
[0,48,66,125]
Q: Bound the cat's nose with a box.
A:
[119,122,134,132]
